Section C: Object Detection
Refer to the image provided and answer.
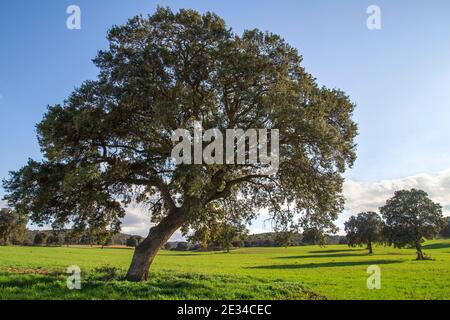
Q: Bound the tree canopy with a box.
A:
[0,208,28,245]
[2,7,357,281]
[33,232,47,246]
[344,211,384,254]
[187,204,247,251]
[439,217,450,238]
[380,189,446,260]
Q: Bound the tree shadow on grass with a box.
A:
[162,251,229,257]
[0,271,212,300]
[274,252,370,260]
[0,273,60,287]
[0,271,324,300]
[422,243,450,250]
[247,259,401,270]
[308,248,366,254]
[162,253,208,257]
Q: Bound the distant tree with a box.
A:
[65,231,83,246]
[0,208,27,245]
[231,239,244,248]
[80,234,93,246]
[300,209,339,247]
[213,223,247,252]
[175,242,189,251]
[2,7,357,281]
[344,212,384,254]
[188,206,248,252]
[46,233,63,246]
[33,232,47,246]
[103,237,114,248]
[274,231,295,247]
[243,232,303,247]
[188,224,212,251]
[63,234,72,247]
[380,189,446,260]
[302,228,327,246]
[88,227,113,247]
[439,217,450,238]
[126,236,140,248]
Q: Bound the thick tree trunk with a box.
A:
[367,241,373,254]
[416,243,424,260]
[126,207,186,282]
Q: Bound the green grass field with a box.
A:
[0,240,449,300]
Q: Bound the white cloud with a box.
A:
[169,230,185,242]
[248,227,272,235]
[120,204,185,241]
[121,204,156,236]
[343,169,450,220]
[121,204,153,236]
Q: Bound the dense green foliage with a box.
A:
[33,233,47,246]
[344,212,384,253]
[380,189,446,260]
[439,217,450,238]
[2,7,357,279]
[187,210,248,251]
[0,241,449,300]
[0,208,27,245]
[126,236,142,248]
[301,228,328,246]
[17,229,142,247]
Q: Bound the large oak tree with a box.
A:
[2,7,357,281]
[380,189,446,260]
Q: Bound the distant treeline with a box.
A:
[15,229,144,247]
[6,229,345,250]
[164,232,347,251]
[2,217,449,251]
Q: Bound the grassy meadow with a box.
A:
[0,240,449,300]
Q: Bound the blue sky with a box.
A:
[1,1,449,236]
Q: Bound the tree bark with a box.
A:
[125,207,186,282]
[367,241,373,254]
[416,242,424,260]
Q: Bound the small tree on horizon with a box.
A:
[187,205,248,252]
[301,227,327,246]
[344,211,384,254]
[0,208,27,246]
[126,236,140,248]
[46,232,63,246]
[33,232,47,246]
[274,231,297,247]
[214,223,247,252]
[439,217,450,239]
[380,189,446,260]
